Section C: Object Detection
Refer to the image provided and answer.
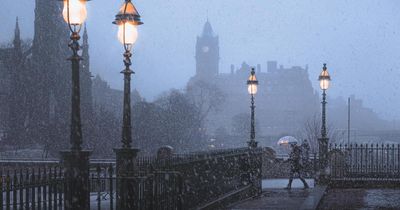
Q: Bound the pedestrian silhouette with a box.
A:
[285,142,309,189]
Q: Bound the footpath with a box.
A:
[228,179,327,210]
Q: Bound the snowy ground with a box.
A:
[319,188,400,209]
[87,179,316,209]
[262,178,315,189]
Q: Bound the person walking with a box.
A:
[285,142,309,189]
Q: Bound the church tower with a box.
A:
[195,20,219,79]
[7,18,27,147]
[13,18,22,53]
[30,0,70,151]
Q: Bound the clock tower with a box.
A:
[195,20,219,79]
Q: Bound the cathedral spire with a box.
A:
[82,23,89,58]
[81,23,90,75]
[13,17,21,49]
[80,23,93,121]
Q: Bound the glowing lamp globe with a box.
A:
[113,0,143,50]
[247,68,259,95]
[319,63,331,90]
[62,0,88,25]
[117,22,138,46]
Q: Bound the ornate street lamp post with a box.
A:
[247,67,258,148]
[113,1,142,209]
[318,63,331,183]
[59,0,91,209]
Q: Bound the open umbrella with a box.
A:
[277,136,298,146]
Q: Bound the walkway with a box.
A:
[318,188,400,209]
[229,179,326,210]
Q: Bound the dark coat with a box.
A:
[289,145,302,171]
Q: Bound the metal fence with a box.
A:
[329,143,400,180]
[0,167,63,210]
[135,147,262,209]
[1,147,262,210]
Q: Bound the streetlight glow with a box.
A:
[319,63,331,90]
[247,68,258,95]
[113,0,143,51]
[117,22,138,46]
[62,0,88,26]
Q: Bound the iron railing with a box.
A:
[1,147,262,210]
[329,143,400,180]
[0,167,64,210]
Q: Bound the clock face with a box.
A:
[202,46,209,53]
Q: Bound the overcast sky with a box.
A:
[1,0,400,120]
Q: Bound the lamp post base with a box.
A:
[318,137,329,185]
[114,148,140,210]
[60,150,92,210]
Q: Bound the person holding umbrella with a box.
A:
[285,141,309,189]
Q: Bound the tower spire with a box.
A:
[82,23,89,58]
[80,23,93,121]
[13,17,21,49]
[202,20,214,37]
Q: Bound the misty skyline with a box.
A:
[1,0,400,120]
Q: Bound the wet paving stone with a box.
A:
[230,189,312,210]
[318,188,400,210]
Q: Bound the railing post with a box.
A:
[108,165,114,210]
[96,166,101,210]
[31,169,35,210]
[43,168,47,210]
[53,167,57,210]
[317,137,329,184]
[19,169,23,210]
[60,151,91,210]
[114,148,139,210]
[37,168,41,210]
[13,171,17,210]
[24,169,29,210]
[6,171,10,210]
[49,168,53,210]
[58,167,62,207]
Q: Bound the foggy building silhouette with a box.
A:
[189,21,320,137]
[0,18,30,147]
[188,20,395,146]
